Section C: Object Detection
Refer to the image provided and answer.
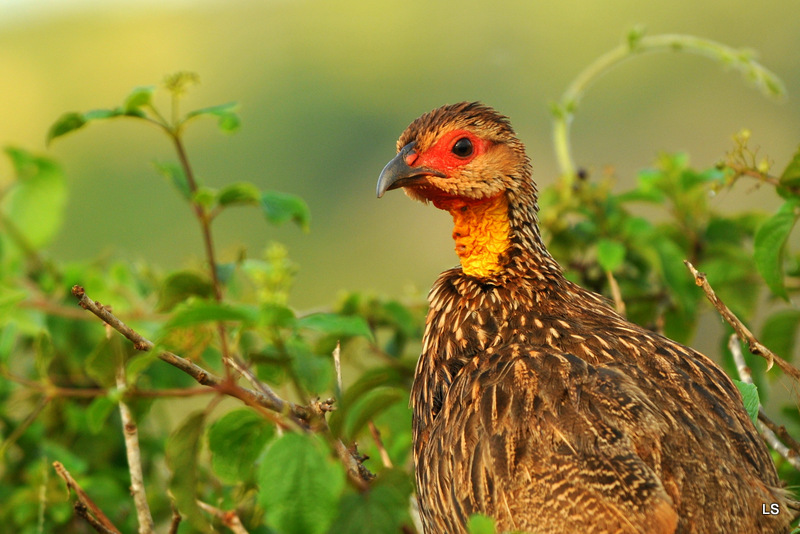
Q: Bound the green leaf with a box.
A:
[157,270,215,312]
[260,191,311,231]
[761,309,800,363]
[86,396,116,434]
[46,109,125,144]
[596,238,626,271]
[153,161,191,201]
[83,108,124,121]
[185,102,241,133]
[754,199,800,299]
[298,313,373,340]
[122,85,155,114]
[85,337,124,387]
[125,350,160,384]
[162,300,260,331]
[381,300,419,338]
[208,409,274,483]
[342,386,405,440]
[192,186,217,210]
[329,366,410,436]
[652,235,695,314]
[468,514,498,534]
[778,144,800,189]
[733,380,760,425]
[33,332,55,379]
[2,148,67,250]
[46,112,86,144]
[259,433,344,534]
[217,182,261,207]
[330,469,413,533]
[260,303,297,328]
[167,411,210,532]
[289,339,333,394]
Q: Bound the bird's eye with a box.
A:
[451,137,473,158]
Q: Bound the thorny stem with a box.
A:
[552,31,785,183]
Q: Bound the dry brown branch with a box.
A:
[168,505,182,534]
[74,503,118,534]
[728,335,800,470]
[605,270,627,317]
[758,410,800,459]
[71,285,310,421]
[684,261,800,382]
[197,501,250,534]
[369,421,394,468]
[333,341,343,399]
[116,366,154,533]
[71,284,374,487]
[53,461,121,534]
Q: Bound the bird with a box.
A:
[376,102,795,533]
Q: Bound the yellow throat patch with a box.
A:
[445,194,511,277]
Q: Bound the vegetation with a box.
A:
[1,31,798,533]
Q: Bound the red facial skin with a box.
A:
[405,129,495,211]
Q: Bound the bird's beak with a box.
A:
[376,142,444,198]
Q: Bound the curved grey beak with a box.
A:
[376,142,444,198]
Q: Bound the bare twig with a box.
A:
[71,285,309,422]
[684,261,800,382]
[197,501,250,534]
[168,505,182,534]
[71,284,375,486]
[335,439,372,491]
[728,335,800,470]
[605,270,627,317]
[368,421,394,468]
[333,341,343,399]
[116,366,154,533]
[758,411,800,462]
[53,461,121,534]
[74,503,118,534]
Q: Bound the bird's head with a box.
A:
[377,102,540,278]
[376,102,531,211]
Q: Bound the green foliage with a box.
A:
[733,380,761,424]
[331,469,413,534]
[754,199,800,299]
[259,433,344,534]
[468,514,498,534]
[167,411,210,532]
[209,409,275,483]
[1,53,799,533]
[1,147,67,257]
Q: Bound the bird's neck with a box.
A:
[432,186,560,279]
[433,194,511,278]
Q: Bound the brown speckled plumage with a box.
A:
[378,102,794,533]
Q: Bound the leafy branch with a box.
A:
[551,28,785,183]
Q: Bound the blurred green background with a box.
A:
[2,0,799,317]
